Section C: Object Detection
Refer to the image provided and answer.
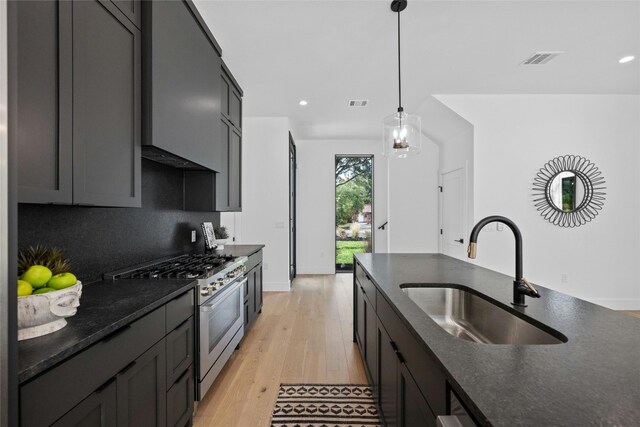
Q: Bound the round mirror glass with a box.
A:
[548,171,585,212]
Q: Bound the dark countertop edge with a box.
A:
[216,244,265,258]
[353,253,640,427]
[18,280,196,384]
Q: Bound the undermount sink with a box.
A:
[402,285,567,345]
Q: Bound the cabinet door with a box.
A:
[166,317,194,387]
[378,325,398,427]
[110,0,140,29]
[354,281,365,356]
[72,0,141,207]
[215,118,230,211]
[230,89,242,130]
[52,379,117,427]
[364,297,378,388]
[228,128,242,211]
[117,340,167,427]
[167,364,194,427]
[256,265,263,312]
[16,0,73,204]
[398,363,436,427]
[220,72,230,118]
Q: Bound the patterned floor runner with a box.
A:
[270,384,382,427]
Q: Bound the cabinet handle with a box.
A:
[101,324,131,343]
[389,341,398,352]
[174,367,190,386]
[396,350,406,364]
[174,317,190,331]
[118,360,137,375]
[360,286,365,294]
[95,377,116,394]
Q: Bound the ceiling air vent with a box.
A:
[521,51,564,65]
[348,100,368,107]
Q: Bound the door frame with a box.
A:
[288,132,296,281]
[3,2,18,424]
[334,154,374,273]
[438,165,468,256]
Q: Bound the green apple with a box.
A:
[17,280,33,297]
[33,287,55,294]
[22,265,53,288]
[48,272,77,290]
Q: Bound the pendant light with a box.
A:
[383,0,421,159]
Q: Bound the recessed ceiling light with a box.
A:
[299,100,308,106]
[619,55,635,64]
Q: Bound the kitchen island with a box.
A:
[354,253,640,426]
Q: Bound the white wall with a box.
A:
[221,117,291,291]
[387,137,441,253]
[295,139,388,274]
[417,96,474,259]
[438,95,640,310]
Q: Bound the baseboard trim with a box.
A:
[297,267,336,275]
[264,281,290,292]
[587,298,640,310]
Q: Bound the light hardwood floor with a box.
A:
[193,273,367,427]
[624,311,640,319]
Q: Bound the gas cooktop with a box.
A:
[105,253,237,281]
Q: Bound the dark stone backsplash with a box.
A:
[18,159,219,283]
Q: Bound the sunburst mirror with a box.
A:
[532,155,606,228]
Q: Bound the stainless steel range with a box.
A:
[106,252,248,400]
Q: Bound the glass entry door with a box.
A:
[335,155,374,272]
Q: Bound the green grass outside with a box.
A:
[336,240,368,265]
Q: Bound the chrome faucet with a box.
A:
[467,215,540,307]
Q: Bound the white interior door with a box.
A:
[440,168,466,259]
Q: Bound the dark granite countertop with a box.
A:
[215,244,264,258]
[355,253,640,427]
[18,278,196,384]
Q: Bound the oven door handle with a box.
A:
[200,278,246,313]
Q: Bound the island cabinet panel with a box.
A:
[378,324,398,427]
[398,363,436,427]
[354,278,366,356]
[15,0,141,207]
[72,0,141,207]
[353,259,446,426]
[116,340,167,427]
[51,379,117,427]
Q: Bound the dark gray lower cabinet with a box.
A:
[355,281,365,356]
[52,380,117,427]
[167,365,194,427]
[364,295,378,387]
[20,290,195,426]
[116,340,167,426]
[244,262,263,332]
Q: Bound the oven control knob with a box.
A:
[200,288,211,296]
[227,271,236,278]
[215,279,225,287]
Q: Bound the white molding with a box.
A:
[297,267,335,275]
[264,281,291,292]
[587,299,640,311]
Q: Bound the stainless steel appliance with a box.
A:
[105,252,248,400]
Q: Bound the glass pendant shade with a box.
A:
[383,110,421,158]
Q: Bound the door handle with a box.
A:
[454,239,464,244]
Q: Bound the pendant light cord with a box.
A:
[397,9,402,112]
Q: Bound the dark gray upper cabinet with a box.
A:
[15,0,141,208]
[16,0,73,204]
[111,0,141,29]
[72,0,141,207]
[215,118,242,212]
[142,0,223,172]
[221,62,243,132]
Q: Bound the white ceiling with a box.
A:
[194,0,640,140]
